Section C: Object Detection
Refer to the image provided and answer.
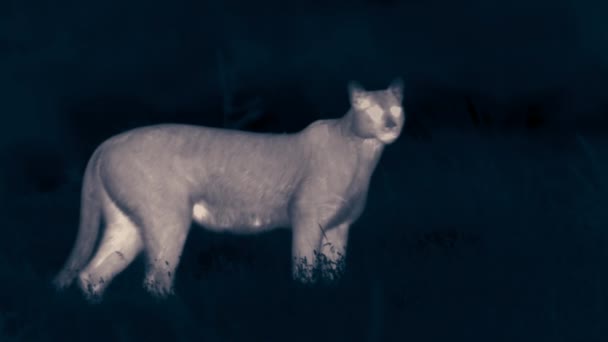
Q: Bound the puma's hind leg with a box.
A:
[140,203,192,298]
[78,199,143,302]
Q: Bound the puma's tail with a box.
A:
[52,152,102,291]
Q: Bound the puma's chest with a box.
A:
[334,178,372,225]
[308,164,375,227]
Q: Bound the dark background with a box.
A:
[2,0,608,340]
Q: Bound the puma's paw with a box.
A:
[143,271,175,298]
[77,274,105,304]
[292,256,316,284]
[52,268,78,291]
[317,252,346,283]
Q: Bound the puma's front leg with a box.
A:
[291,218,324,283]
[319,222,350,281]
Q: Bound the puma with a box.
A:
[52,79,405,301]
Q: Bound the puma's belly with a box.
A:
[192,200,289,233]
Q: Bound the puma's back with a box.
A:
[53,79,405,301]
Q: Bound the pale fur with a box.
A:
[52,80,405,301]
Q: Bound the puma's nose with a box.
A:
[384,117,397,128]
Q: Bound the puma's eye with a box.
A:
[390,106,402,116]
[356,98,371,109]
[366,105,384,120]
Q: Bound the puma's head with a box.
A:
[347,78,405,144]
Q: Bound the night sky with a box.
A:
[2,0,608,341]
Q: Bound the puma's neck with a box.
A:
[335,109,385,161]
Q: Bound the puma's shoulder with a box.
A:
[299,119,335,146]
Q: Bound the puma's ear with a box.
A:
[348,81,368,108]
[388,78,404,100]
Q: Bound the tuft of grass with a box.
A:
[292,248,347,286]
